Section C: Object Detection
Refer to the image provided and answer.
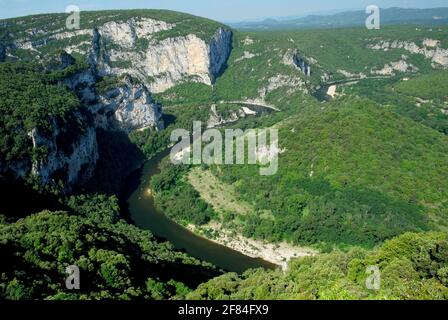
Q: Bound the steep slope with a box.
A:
[0,60,99,192]
[1,9,448,301]
[0,195,220,300]
[1,10,233,93]
[201,97,448,247]
[343,72,448,135]
[189,232,448,300]
[0,11,236,301]
[0,10,233,191]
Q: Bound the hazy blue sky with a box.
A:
[1,0,447,21]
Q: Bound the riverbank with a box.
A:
[187,222,317,271]
[186,167,317,270]
[127,152,278,273]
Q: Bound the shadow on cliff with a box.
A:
[213,32,234,82]
[162,113,177,127]
[81,129,145,196]
[0,177,66,220]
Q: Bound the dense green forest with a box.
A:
[344,74,448,135]
[189,232,448,300]
[1,9,448,300]
[0,195,220,300]
[0,60,89,169]
[148,97,448,249]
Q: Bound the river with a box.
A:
[124,150,276,273]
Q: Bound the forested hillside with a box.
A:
[189,232,448,300]
[0,9,447,300]
[0,9,228,300]
[149,97,448,248]
[0,195,220,300]
[211,97,447,245]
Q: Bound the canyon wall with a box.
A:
[2,14,233,190]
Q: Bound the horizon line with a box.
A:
[2,6,448,24]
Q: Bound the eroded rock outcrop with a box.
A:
[368,39,448,68]
[11,16,233,93]
[50,49,165,133]
[372,55,419,76]
[283,50,312,76]
[3,13,234,190]
[93,77,164,133]
[89,21,232,92]
[293,55,311,76]
[27,115,99,191]
[96,18,175,47]
[337,69,367,79]
[5,50,164,190]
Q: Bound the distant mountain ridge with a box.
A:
[229,7,448,30]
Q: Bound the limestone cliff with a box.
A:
[28,118,99,190]
[9,14,233,93]
[282,50,312,76]
[209,27,233,82]
[90,20,232,92]
[368,39,448,68]
[61,59,164,134]
[93,77,164,133]
[1,11,233,191]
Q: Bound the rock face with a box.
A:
[372,55,419,76]
[129,34,213,92]
[368,39,448,68]
[10,16,233,93]
[209,27,233,81]
[97,18,175,48]
[207,104,240,128]
[2,12,234,190]
[89,20,233,92]
[337,69,367,79]
[64,68,98,105]
[283,50,312,76]
[293,55,311,76]
[235,51,258,63]
[0,51,100,191]
[27,116,99,191]
[93,78,164,133]
[7,61,163,191]
[259,74,308,98]
[61,48,164,133]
